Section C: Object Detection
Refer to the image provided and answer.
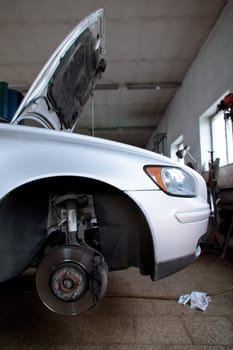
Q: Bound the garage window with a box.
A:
[200,92,233,170]
[211,111,233,166]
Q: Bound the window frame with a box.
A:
[199,91,232,171]
[210,110,233,167]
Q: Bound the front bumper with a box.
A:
[155,249,201,280]
[125,189,210,280]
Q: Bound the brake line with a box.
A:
[106,285,233,301]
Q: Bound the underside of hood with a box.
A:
[11,9,106,131]
[48,28,106,129]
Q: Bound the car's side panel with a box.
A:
[0,123,167,199]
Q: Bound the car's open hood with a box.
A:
[11,9,106,131]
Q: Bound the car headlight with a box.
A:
[144,166,196,197]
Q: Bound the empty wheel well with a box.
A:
[0,176,155,279]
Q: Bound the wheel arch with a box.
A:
[0,175,155,280]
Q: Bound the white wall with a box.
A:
[147,0,233,174]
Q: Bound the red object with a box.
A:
[217,93,233,120]
[223,93,233,107]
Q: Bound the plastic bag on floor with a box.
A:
[178,291,211,311]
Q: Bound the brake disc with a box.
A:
[36,245,102,315]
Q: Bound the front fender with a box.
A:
[0,123,167,199]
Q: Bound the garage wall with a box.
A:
[147,0,233,185]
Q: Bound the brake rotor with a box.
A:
[36,245,96,315]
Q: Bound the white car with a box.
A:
[0,9,209,315]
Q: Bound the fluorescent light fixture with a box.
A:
[95,83,120,90]
[125,82,182,90]
[12,81,181,93]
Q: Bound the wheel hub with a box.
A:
[50,263,87,302]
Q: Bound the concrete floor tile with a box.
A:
[182,315,233,345]
[0,346,108,350]
[68,346,108,350]
[163,346,225,349]
[205,294,233,316]
[0,313,36,345]
[228,291,233,301]
[22,317,84,345]
[80,316,135,344]
[150,299,200,317]
[199,280,233,296]
[127,282,168,297]
[107,345,165,350]
[158,272,203,297]
[134,316,192,344]
[74,347,108,350]
[196,257,233,291]
[225,346,233,350]
[108,268,167,297]
[107,280,133,295]
[96,297,154,317]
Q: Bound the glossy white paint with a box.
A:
[0,122,178,196]
[126,189,209,263]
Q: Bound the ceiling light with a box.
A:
[95,83,119,90]
[125,82,182,90]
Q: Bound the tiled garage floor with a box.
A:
[0,254,232,350]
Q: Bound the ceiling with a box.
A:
[0,0,227,148]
